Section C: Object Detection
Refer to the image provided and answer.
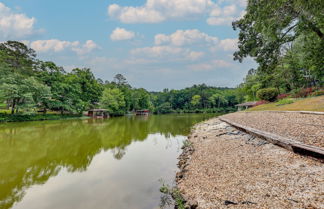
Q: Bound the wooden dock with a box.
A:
[219,116,324,159]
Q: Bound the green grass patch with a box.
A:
[0,113,83,123]
[276,98,294,106]
[247,95,324,112]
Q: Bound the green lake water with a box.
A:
[0,113,217,209]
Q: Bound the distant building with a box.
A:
[87,109,109,118]
[235,101,257,111]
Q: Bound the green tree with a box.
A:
[209,93,227,108]
[0,41,36,75]
[190,95,201,108]
[0,73,50,114]
[100,88,126,115]
[68,68,103,108]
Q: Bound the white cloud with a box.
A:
[108,0,214,23]
[72,40,99,55]
[107,0,245,26]
[130,46,203,61]
[30,40,79,52]
[0,3,38,40]
[187,59,233,71]
[155,29,218,46]
[108,4,164,23]
[206,16,235,26]
[30,39,99,55]
[154,29,237,52]
[218,38,238,51]
[130,29,237,65]
[207,4,241,26]
[223,5,237,16]
[110,27,135,41]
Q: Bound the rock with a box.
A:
[241,201,257,205]
[176,172,183,180]
[224,200,238,205]
[187,200,198,208]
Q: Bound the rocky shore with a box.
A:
[176,116,324,209]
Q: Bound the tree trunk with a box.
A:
[11,99,16,114]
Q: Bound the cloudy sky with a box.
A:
[0,0,255,91]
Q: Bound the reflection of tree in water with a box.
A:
[0,113,215,209]
[111,147,126,160]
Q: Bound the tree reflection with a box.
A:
[0,113,215,209]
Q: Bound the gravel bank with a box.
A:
[221,111,324,148]
[177,118,324,209]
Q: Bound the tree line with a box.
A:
[0,41,241,116]
[233,0,324,101]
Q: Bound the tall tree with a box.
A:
[233,0,324,72]
[0,41,36,75]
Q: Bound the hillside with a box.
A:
[247,96,324,112]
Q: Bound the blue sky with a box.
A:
[0,0,255,91]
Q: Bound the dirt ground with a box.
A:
[222,111,324,148]
[177,117,324,209]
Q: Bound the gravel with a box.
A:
[177,117,324,209]
[221,111,324,148]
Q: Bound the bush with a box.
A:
[155,102,173,114]
[0,113,82,123]
[292,87,314,98]
[256,88,279,102]
[254,100,268,106]
[277,93,290,100]
[311,90,324,97]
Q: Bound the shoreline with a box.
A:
[176,114,324,208]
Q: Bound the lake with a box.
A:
[0,113,217,209]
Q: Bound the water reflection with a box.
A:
[0,114,216,209]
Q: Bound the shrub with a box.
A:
[292,87,314,98]
[311,90,324,97]
[254,100,268,106]
[256,88,279,102]
[277,93,290,100]
[0,113,82,123]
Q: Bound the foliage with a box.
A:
[291,87,314,98]
[311,89,324,97]
[0,41,239,119]
[277,93,290,100]
[159,180,185,209]
[190,95,201,108]
[100,88,126,115]
[155,102,173,114]
[0,113,81,122]
[0,73,50,114]
[234,0,324,101]
[256,88,279,101]
[0,41,36,75]
[254,100,268,106]
[181,140,193,149]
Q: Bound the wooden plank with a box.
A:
[219,117,324,159]
[259,110,324,115]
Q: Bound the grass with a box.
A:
[275,98,294,106]
[159,180,186,209]
[181,139,193,149]
[247,95,324,112]
[0,113,83,123]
